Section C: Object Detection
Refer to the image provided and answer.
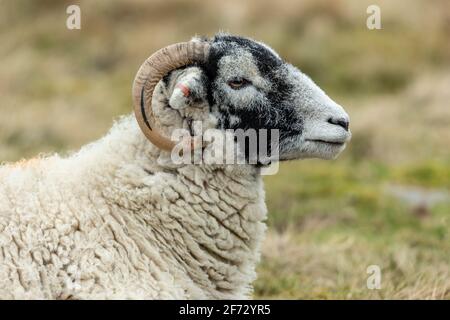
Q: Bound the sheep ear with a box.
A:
[168,82,192,110]
[168,68,208,110]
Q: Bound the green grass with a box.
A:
[254,160,449,299]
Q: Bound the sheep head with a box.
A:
[133,33,351,162]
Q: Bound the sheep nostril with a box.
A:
[328,117,349,131]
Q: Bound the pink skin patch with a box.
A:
[176,83,190,97]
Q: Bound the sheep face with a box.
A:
[158,34,350,163]
[196,34,351,161]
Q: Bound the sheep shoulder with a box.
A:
[0,116,267,299]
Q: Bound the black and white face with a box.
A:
[167,33,351,162]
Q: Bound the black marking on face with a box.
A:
[206,36,301,133]
[213,35,283,76]
[200,46,223,107]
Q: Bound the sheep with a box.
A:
[0,33,351,299]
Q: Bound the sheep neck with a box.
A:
[96,116,268,299]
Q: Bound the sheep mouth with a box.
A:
[306,139,346,146]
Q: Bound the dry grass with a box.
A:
[257,231,449,299]
[0,0,449,299]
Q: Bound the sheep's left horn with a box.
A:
[132,41,210,151]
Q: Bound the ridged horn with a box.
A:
[132,41,210,151]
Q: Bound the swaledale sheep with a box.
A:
[0,33,350,299]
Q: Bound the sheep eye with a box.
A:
[228,78,249,90]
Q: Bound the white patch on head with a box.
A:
[278,64,351,160]
[216,49,270,109]
[218,49,259,80]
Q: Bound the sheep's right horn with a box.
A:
[132,41,210,151]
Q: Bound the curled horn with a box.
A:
[132,41,210,151]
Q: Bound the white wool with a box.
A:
[0,84,267,299]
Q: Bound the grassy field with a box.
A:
[0,0,449,299]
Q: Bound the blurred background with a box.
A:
[0,0,449,299]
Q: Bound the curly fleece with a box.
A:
[0,81,267,299]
